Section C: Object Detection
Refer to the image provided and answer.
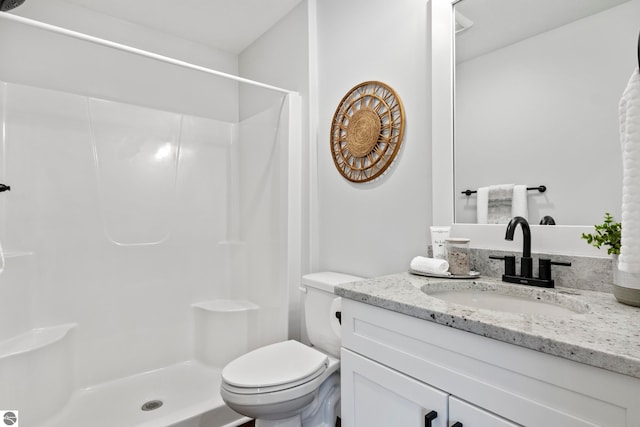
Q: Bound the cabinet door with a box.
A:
[341,348,448,427]
[449,396,520,427]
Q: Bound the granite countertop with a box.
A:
[335,272,640,379]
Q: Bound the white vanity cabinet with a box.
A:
[340,299,640,427]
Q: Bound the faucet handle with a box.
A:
[539,258,571,281]
[489,255,516,276]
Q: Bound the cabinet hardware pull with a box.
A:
[424,410,438,426]
[451,423,463,427]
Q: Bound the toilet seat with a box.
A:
[221,340,329,394]
[220,348,340,419]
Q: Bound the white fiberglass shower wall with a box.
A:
[0,13,300,427]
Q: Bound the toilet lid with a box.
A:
[222,340,329,389]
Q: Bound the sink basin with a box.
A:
[423,281,588,317]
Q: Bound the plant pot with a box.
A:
[611,255,640,307]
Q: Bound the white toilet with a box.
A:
[220,272,363,427]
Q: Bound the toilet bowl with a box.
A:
[220,272,363,427]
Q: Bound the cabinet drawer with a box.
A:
[341,299,640,426]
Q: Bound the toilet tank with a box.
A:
[301,272,363,357]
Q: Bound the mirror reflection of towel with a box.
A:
[487,184,513,224]
[477,184,528,224]
[512,185,528,220]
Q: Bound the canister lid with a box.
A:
[445,238,470,243]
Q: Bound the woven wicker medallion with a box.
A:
[330,81,405,183]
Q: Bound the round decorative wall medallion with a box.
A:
[330,81,405,183]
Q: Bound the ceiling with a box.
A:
[60,0,303,54]
[455,0,632,63]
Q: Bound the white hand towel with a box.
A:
[476,186,489,224]
[511,184,528,220]
[487,184,514,224]
[619,67,640,281]
[410,256,449,275]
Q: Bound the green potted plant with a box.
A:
[582,213,640,306]
[581,212,621,255]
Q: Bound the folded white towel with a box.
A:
[619,67,640,282]
[477,184,529,224]
[488,184,514,224]
[477,184,514,224]
[511,184,528,220]
[410,256,449,275]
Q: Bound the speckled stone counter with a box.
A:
[336,272,640,379]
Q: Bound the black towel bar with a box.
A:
[462,185,546,197]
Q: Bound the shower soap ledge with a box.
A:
[0,323,76,360]
[192,299,259,312]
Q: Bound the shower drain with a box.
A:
[141,400,163,411]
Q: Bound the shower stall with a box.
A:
[0,12,301,427]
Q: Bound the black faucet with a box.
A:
[490,216,571,288]
[505,216,533,278]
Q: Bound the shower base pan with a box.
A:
[41,360,249,427]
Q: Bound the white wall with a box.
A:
[315,0,432,278]
[5,0,239,119]
[13,0,237,73]
[455,0,640,226]
[239,2,311,340]
[238,0,433,331]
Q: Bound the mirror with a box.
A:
[429,0,638,256]
[452,0,638,225]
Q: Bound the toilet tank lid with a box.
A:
[301,272,364,293]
